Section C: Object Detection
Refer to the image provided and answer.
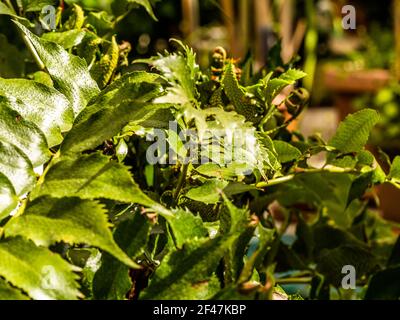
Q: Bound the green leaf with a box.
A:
[0,140,35,195]
[220,196,253,282]
[388,236,400,267]
[185,179,229,204]
[32,153,155,206]
[195,163,239,180]
[167,128,188,161]
[357,150,375,166]
[66,247,101,298]
[61,72,168,155]
[0,4,32,26]
[347,171,374,206]
[41,30,87,49]
[221,194,250,234]
[0,78,74,147]
[317,245,377,286]
[14,21,100,115]
[347,168,385,206]
[329,109,379,153]
[389,156,400,184]
[85,11,113,35]
[0,237,81,300]
[0,100,50,167]
[161,208,209,249]
[239,224,275,282]
[313,225,378,286]
[141,237,224,299]
[0,34,25,78]
[364,267,400,300]
[21,0,56,12]
[258,133,282,172]
[0,172,18,220]
[222,182,258,197]
[0,278,29,300]
[31,71,53,87]
[127,0,157,20]
[273,140,302,163]
[5,197,138,268]
[265,69,306,103]
[93,213,151,299]
[90,36,119,89]
[0,2,15,16]
[277,173,354,228]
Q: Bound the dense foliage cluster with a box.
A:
[0,0,400,300]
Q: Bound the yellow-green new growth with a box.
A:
[63,4,85,30]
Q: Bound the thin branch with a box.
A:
[173,163,189,201]
[275,277,312,284]
[255,167,358,189]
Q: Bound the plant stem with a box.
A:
[255,167,358,188]
[256,175,295,188]
[173,163,189,201]
[275,277,312,284]
[18,30,46,70]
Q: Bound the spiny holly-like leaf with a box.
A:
[136,41,199,106]
[0,237,81,300]
[0,140,35,196]
[0,78,74,147]
[141,237,224,300]
[31,153,155,206]
[329,109,379,154]
[178,106,271,177]
[93,213,151,299]
[222,62,259,123]
[61,72,168,156]
[0,172,18,220]
[5,197,139,268]
[265,69,306,104]
[0,100,50,167]
[0,278,29,300]
[14,20,100,115]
